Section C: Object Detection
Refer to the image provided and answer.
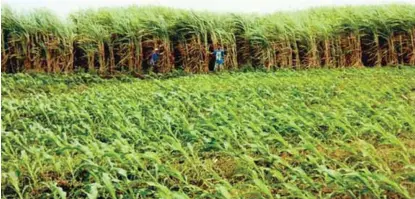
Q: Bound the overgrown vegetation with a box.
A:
[2,4,415,74]
[2,68,415,198]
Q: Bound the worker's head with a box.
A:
[154,48,159,52]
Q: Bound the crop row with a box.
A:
[2,68,415,198]
[2,4,415,74]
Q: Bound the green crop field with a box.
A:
[2,68,415,198]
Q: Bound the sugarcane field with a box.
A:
[1,1,415,198]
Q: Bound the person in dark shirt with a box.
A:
[149,48,163,68]
[212,45,225,71]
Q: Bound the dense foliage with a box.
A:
[2,4,415,74]
[2,68,415,198]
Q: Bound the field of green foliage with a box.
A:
[2,68,415,198]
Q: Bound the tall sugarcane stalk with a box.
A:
[1,30,9,72]
[323,39,331,67]
[1,4,415,74]
[373,33,382,67]
[409,28,415,65]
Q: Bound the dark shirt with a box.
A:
[213,50,224,64]
[151,52,160,62]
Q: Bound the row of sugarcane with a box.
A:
[2,4,415,74]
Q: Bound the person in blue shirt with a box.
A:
[149,48,163,68]
[212,45,225,71]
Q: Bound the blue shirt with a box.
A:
[151,52,160,62]
[213,50,224,64]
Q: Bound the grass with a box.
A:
[2,67,415,198]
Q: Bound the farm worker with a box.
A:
[149,48,163,68]
[212,45,225,71]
